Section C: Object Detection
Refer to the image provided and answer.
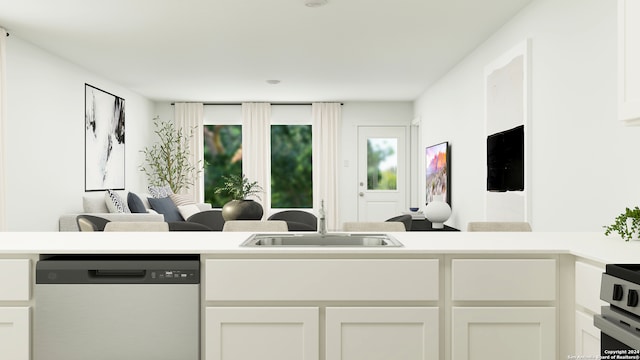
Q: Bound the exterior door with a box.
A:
[357,126,407,221]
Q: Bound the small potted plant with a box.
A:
[215,174,264,220]
[604,206,640,241]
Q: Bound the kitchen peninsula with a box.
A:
[1,231,637,360]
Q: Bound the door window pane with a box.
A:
[367,138,398,190]
[203,125,242,207]
[271,125,312,208]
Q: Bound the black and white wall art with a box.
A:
[85,84,125,191]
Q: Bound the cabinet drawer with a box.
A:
[452,259,556,301]
[206,259,439,301]
[575,261,606,313]
[0,307,30,360]
[0,260,30,301]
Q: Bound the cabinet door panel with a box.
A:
[575,310,600,356]
[0,307,30,360]
[0,259,30,301]
[452,307,555,360]
[575,261,605,314]
[326,307,438,360]
[205,307,318,360]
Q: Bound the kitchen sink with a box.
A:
[240,233,403,247]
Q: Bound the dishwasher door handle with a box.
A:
[90,269,147,277]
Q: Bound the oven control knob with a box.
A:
[613,284,624,301]
[628,289,639,307]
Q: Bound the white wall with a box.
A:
[5,37,155,231]
[415,0,640,231]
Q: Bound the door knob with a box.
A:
[359,192,364,197]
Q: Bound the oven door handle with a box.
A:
[594,314,640,349]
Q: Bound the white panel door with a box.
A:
[575,311,600,356]
[357,126,408,221]
[452,307,555,360]
[326,307,438,360]
[0,307,30,360]
[205,307,318,360]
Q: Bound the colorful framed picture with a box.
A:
[84,84,125,191]
[425,141,450,205]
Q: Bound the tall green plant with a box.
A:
[139,117,201,193]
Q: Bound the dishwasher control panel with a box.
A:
[151,269,198,281]
[36,255,201,284]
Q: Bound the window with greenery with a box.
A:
[271,125,312,208]
[203,125,242,207]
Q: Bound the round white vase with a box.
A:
[424,197,451,229]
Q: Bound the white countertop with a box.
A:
[0,231,639,264]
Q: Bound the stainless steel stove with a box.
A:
[595,264,640,352]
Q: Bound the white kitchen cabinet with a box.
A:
[574,260,604,356]
[618,0,640,124]
[450,258,557,359]
[0,307,30,360]
[205,307,319,360]
[204,258,440,360]
[452,307,556,360]
[325,307,438,360]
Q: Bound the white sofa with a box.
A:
[59,192,211,231]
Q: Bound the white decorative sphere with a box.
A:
[424,200,451,229]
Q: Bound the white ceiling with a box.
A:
[0,0,532,103]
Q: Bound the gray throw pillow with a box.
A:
[148,197,184,222]
[127,193,148,213]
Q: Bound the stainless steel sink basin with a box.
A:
[240,233,403,247]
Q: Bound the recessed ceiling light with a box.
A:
[266,79,281,85]
[304,0,328,7]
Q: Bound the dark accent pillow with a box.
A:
[148,197,184,222]
[127,193,148,213]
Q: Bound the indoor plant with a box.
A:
[604,206,640,241]
[214,174,264,220]
[139,117,201,193]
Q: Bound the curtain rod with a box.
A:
[170,102,344,106]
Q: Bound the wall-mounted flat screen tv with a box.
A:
[487,125,524,192]
[426,141,450,204]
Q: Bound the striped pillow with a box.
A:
[169,193,196,207]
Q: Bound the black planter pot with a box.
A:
[222,199,264,221]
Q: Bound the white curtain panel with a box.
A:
[174,102,204,203]
[312,103,341,231]
[242,103,271,218]
[0,29,6,231]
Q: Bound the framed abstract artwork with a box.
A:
[84,84,125,191]
[425,141,450,205]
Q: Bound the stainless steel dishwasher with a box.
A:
[34,254,200,360]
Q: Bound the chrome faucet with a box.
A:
[318,200,327,235]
